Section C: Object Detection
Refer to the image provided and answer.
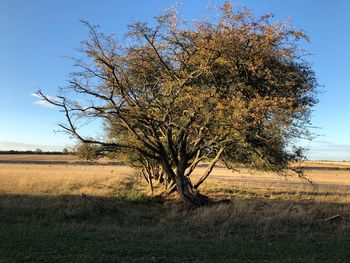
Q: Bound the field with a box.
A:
[1,154,350,262]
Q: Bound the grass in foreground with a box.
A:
[1,193,350,263]
[0,164,350,262]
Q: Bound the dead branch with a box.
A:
[321,214,350,223]
[81,193,118,213]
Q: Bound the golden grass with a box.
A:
[0,154,80,162]
[0,154,119,163]
[1,155,349,262]
[1,158,349,252]
[3,154,349,168]
[0,163,134,196]
[1,160,349,204]
[300,160,350,168]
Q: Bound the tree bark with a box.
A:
[175,159,210,207]
[175,173,210,207]
[161,156,210,207]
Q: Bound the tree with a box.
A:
[38,3,317,207]
[35,148,43,153]
[74,142,103,161]
[62,148,69,154]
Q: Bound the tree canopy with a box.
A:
[38,3,317,207]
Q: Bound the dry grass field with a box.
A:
[0,154,350,262]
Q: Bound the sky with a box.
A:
[0,0,349,160]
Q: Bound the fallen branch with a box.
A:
[255,201,271,210]
[322,214,350,223]
[81,193,118,214]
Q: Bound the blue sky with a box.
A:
[0,0,349,160]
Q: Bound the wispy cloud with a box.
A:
[0,141,66,151]
[311,140,350,151]
[31,93,42,99]
[31,93,59,108]
[307,140,350,161]
[33,100,58,108]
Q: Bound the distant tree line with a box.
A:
[0,149,70,155]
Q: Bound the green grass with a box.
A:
[1,193,349,263]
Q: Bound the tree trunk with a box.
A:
[161,158,210,207]
[175,160,210,207]
[175,173,210,207]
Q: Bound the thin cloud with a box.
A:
[31,93,42,99]
[306,140,350,161]
[33,100,57,108]
[0,141,66,151]
[311,140,350,152]
[30,93,59,108]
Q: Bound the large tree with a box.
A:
[39,3,317,207]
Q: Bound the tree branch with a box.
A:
[194,147,224,189]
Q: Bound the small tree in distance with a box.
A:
[74,143,103,161]
[38,3,317,207]
[62,148,69,154]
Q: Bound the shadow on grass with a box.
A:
[1,191,349,231]
[0,192,349,262]
[205,186,350,198]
